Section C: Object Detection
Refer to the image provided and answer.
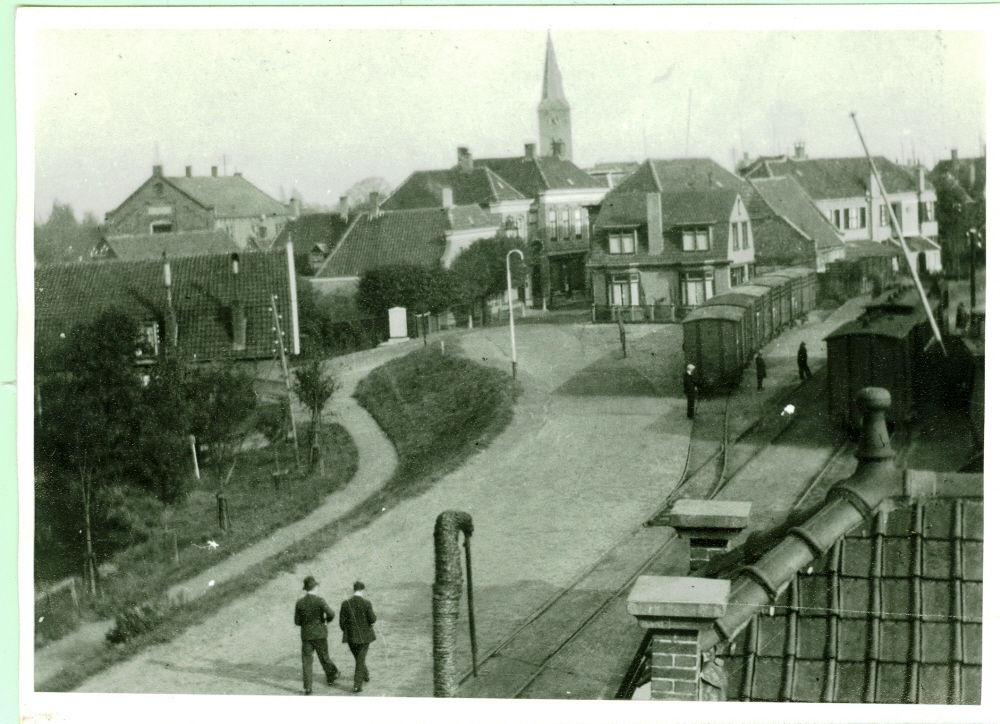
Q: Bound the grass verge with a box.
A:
[38,348,517,692]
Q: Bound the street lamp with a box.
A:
[506,248,525,380]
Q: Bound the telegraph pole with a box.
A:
[272,294,301,470]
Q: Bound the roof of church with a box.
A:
[474,155,606,196]
[382,167,526,211]
[539,32,569,110]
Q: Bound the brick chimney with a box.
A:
[185,166,192,177]
[918,166,926,192]
[369,191,381,218]
[441,186,453,209]
[793,141,806,160]
[290,196,302,219]
[665,499,751,573]
[951,148,959,164]
[163,252,178,347]
[230,252,246,352]
[211,166,219,177]
[646,192,663,255]
[153,165,163,177]
[525,143,536,160]
[338,195,350,221]
[626,576,730,701]
[457,147,473,173]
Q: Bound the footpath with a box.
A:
[33,337,428,688]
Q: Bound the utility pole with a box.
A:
[272,294,301,470]
[968,228,979,309]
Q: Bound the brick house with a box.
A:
[105,165,292,250]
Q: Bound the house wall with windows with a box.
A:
[106,175,215,236]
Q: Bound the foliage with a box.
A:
[297,279,382,358]
[344,176,393,216]
[449,233,529,314]
[34,201,104,265]
[185,362,258,477]
[355,263,456,318]
[294,360,341,459]
[106,599,173,644]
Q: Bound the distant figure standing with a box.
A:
[340,581,378,693]
[683,363,699,419]
[956,302,968,331]
[755,354,767,391]
[797,342,812,380]
[294,575,339,695]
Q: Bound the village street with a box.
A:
[75,321,696,696]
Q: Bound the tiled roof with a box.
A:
[313,206,499,279]
[751,177,844,252]
[721,496,982,704]
[273,213,349,257]
[474,155,606,196]
[844,240,903,260]
[594,192,649,228]
[382,167,525,211]
[614,159,769,218]
[661,189,739,226]
[165,174,288,218]
[746,157,928,200]
[36,247,296,361]
[97,230,240,261]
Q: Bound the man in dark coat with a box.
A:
[294,575,339,695]
[755,353,767,391]
[797,342,811,380]
[340,581,377,693]
[683,364,699,419]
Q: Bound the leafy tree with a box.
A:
[293,360,341,467]
[449,233,529,322]
[34,201,103,265]
[356,264,455,319]
[185,362,258,481]
[344,177,393,217]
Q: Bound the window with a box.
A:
[731,223,739,251]
[609,273,640,307]
[516,215,526,239]
[891,202,903,227]
[843,208,851,228]
[920,201,935,223]
[682,271,715,305]
[608,230,636,254]
[142,321,160,357]
[730,265,746,288]
[741,222,749,249]
[879,204,888,227]
[257,225,268,239]
[833,209,841,229]
[547,209,557,240]
[860,208,867,228]
[847,208,859,230]
[151,221,173,233]
[574,209,582,239]
[560,209,570,240]
[682,227,710,251]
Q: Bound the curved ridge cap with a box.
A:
[827,461,904,515]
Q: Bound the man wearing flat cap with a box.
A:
[340,581,377,693]
[294,575,339,695]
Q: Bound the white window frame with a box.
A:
[731,222,739,251]
[608,230,636,255]
[609,272,641,307]
[848,208,859,230]
[560,209,570,240]
[682,227,710,252]
[574,209,582,239]
[880,204,888,226]
[682,270,715,305]
[547,209,557,240]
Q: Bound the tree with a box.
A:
[185,362,258,481]
[34,201,103,265]
[449,233,530,323]
[344,177,393,217]
[356,264,455,319]
[293,360,341,468]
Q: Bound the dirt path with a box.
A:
[75,323,696,696]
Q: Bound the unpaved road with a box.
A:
[77,323,693,697]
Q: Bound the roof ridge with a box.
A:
[647,160,663,193]
[312,213,363,278]
[533,156,552,190]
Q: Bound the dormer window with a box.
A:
[682,227,710,251]
[609,230,636,254]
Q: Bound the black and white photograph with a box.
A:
[17,5,993,722]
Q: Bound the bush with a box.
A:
[106,599,173,644]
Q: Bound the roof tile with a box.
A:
[166,174,288,217]
[98,230,240,261]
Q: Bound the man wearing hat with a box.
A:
[340,581,378,693]
[294,575,339,695]
[683,363,699,419]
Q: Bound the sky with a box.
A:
[26,10,987,222]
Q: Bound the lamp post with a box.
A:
[506,248,524,380]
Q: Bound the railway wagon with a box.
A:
[764,267,817,321]
[702,284,773,351]
[825,288,932,429]
[752,274,794,332]
[682,304,749,390]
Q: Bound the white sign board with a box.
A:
[388,306,408,340]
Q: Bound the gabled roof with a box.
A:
[273,213,349,257]
[594,192,650,228]
[750,177,844,252]
[661,189,740,226]
[474,155,606,196]
[613,159,768,218]
[36,247,296,361]
[744,156,929,200]
[313,206,499,279]
[96,230,240,261]
[164,174,288,218]
[382,167,526,211]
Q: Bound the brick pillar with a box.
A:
[665,499,751,573]
[626,576,729,701]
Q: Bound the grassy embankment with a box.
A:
[40,347,517,691]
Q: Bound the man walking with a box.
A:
[683,363,699,419]
[340,581,377,693]
[294,575,339,695]
[755,353,767,391]
[797,342,812,380]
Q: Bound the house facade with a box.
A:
[105,165,292,250]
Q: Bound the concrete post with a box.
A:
[627,576,729,701]
[665,499,751,573]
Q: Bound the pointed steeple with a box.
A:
[538,32,573,162]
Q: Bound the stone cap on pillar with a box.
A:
[627,576,729,629]
[665,499,751,540]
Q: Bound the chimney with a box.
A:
[525,143,536,160]
[854,387,894,462]
[457,146,473,173]
[234,171,243,178]
[918,166,925,192]
[665,500,751,573]
[338,195,350,221]
[230,252,245,351]
[552,140,564,159]
[290,196,302,219]
[211,166,218,177]
[369,191,381,218]
[646,192,664,255]
[153,165,163,177]
[626,576,730,701]
[951,148,959,164]
[793,141,806,160]
[185,166,192,177]
[441,186,453,209]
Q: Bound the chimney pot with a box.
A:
[794,142,806,160]
[951,149,959,163]
[211,166,218,177]
[665,499,751,573]
[855,387,894,461]
[457,147,473,173]
[185,166,192,177]
[153,165,163,177]
[525,143,536,160]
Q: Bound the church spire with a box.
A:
[538,32,573,161]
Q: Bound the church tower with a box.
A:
[538,33,572,162]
